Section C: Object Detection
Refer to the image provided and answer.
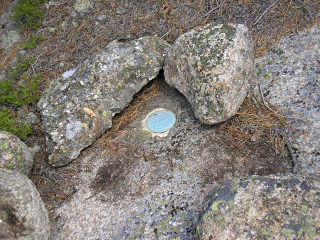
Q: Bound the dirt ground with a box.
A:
[1,0,319,217]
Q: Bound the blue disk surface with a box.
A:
[146,110,176,133]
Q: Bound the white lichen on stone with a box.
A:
[74,0,92,13]
[62,68,77,79]
[65,121,83,140]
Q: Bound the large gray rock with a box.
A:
[164,23,254,124]
[38,36,170,167]
[49,80,291,240]
[0,131,34,175]
[0,169,50,239]
[196,175,320,240]
[255,23,320,176]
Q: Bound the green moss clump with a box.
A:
[0,73,42,107]
[0,107,32,140]
[11,0,46,29]
[6,56,35,76]
[0,57,41,107]
[21,35,44,49]
[0,56,42,139]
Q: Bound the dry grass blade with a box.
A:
[202,5,221,18]
[253,0,281,26]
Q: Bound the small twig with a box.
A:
[30,52,46,74]
[202,5,221,18]
[253,0,281,26]
[161,30,171,39]
[258,83,306,122]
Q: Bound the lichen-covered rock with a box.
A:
[38,36,170,167]
[49,80,291,240]
[255,23,320,176]
[164,23,254,124]
[197,175,320,240]
[0,169,50,239]
[0,131,34,175]
[74,0,93,13]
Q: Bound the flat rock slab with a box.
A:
[0,169,50,239]
[255,24,320,176]
[0,131,34,175]
[49,80,291,240]
[164,23,253,124]
[197,175,320,240]
[38,36,170,167]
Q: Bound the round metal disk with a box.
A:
[146,109,176,133]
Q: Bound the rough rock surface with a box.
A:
[0,169,50,239]
[196,175,320,240]
[0,131,34,175]
[38,36,170,167]
[0,0,21,53]
[49,80,291,240]
[255,23,320,176]
[164,23,254,124]
[16,107,40,125]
